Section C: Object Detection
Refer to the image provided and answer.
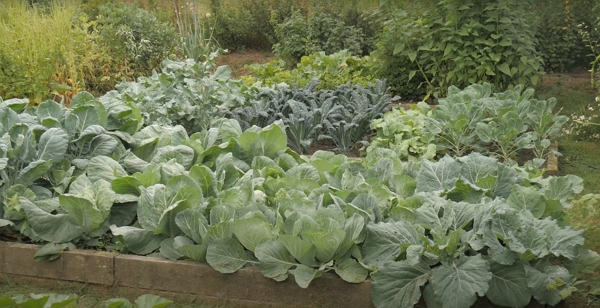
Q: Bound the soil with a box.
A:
[541,68,592,82]
[215,49,276,78]
[539,68,597,94]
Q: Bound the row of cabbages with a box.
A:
[0,88,596,308]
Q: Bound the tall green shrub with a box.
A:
[210,0,274,50]
[272,10,369,64]
[376,0,544,99]
[93,2,177,75]
[533,0,597,72]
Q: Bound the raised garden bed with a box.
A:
[0,241,372,308]
[0,241,561,308]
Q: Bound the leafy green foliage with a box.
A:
[226,81,333,153]
[101,58,260,133]
[0,92,142,259]
[0,88,594,308]
[533,0,597,72]
[384,83,567,163]
[321,81,392,154]
[369,151,591,308]
[368,102,437,161]
[272,10,369,64]
[93,2,176,75]
[226,80,390,154]
[243,50,376,90]
[378,0,543,99]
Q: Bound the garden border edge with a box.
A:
[0,241,374,308]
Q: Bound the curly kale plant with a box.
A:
[226,80,391,154]
[322,80,392,154]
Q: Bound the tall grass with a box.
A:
[0,0,91,103]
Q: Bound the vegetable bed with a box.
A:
[0,241,550,308]
[0,69,594,308]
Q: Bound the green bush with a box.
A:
[210,0,274,50]
[533,0,597,72]
[93,2,177,75]
[308,0,379,53]
[243,50,376,90]
[207,0,378,54]
[270,10,308,63]
[376,0,544,99]
[372,23,426,100]
[272,10,369,64]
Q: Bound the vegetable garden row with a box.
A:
[0,57,597,308]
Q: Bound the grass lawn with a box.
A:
[535,71,599,194]
[536,71,600,307]
[0,277,229,308]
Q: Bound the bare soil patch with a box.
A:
[216,49,276,78]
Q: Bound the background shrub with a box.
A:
[93,2,177,75]
[372,24,426,99]
[270,10,308,63]
[376,0,544,99]
[272,10,372,64]
[210,0,274,50]
[533,0,598,72]
[0,0,93,103]
[210,0,377,56]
